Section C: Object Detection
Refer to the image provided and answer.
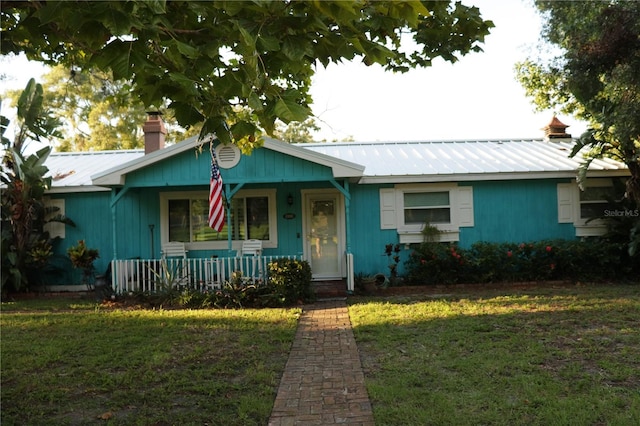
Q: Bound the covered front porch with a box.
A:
[109,253,354,295]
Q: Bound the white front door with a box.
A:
[303,190,345,280]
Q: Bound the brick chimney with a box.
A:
[143,111,167,154]
[542,116,571,141]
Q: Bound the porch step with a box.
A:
[313,280,348,299]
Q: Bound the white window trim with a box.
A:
[160,189,278,251]
[557,180,611,237]
[43,197,65,239]
[380,184,474,244]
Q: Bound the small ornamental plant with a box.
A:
[67,240,99,287]
[67,240,99,271]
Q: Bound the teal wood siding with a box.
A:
[113,188,161,261]
[348,185,399,276]
[459,180,575,247]
[125,146,333,187]
[274,182,304,257]
[49,176,578,285]
[51,192,113,277]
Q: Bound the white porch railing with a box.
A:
[110,255,301,294]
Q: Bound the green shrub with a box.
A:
[267,258,313,304]
[201,273,270,309]
[405,242,470,285]
[405,238,639,285]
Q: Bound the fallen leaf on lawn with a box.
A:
[98,411,113,420]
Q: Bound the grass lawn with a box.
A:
[1,298,301,426]
[2,283,639,425]
[349,284,640,425]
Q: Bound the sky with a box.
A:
[309,0,586,142]
[0,0,586,144]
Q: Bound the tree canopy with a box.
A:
[1,0,493,145]
[516,1,640,205]
[3,65,202,151]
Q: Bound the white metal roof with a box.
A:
[45,149,144,192]
[40,138,629,192]
[298,139,629,183]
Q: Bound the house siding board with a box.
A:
[275,182,304,257]
[218,147,333,182]
[348,185,400,275]
[112,191,143,261]
[458,179,576,247]
[125,150,202,186]
[53,192,113,275]
[120,147,333,188]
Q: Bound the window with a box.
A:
[579,185,614,220]
[161,189,277,250]
[380,184,474,243]
[558,179,624,237]
[403,191,451,225]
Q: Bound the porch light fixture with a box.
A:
[287,194,294,206]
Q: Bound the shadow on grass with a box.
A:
[1,305,300,426]
[349,284,640,425]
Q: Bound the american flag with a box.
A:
[208,152,225,232]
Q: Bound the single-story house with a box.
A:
[41,115,629,293]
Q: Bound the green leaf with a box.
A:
[97,40,134,80]
[282,38,309,61]
[201,116,232,145]
[237,24,255,48]
[173,40,200,59]
[221,1,245,16]
[169,101,204,127]
[257,35,280,52]
[33,2,65,25]
[144,0,167,15]
[274,98,310,123]
[168,73,198,96]
[101,9,134,36]
[571,131,595,158]
[248,92,264,112]
[32,147,52,167]
[230,120,258,140]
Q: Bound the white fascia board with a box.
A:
[91,136,202,186]
[46,186,112,194]
[358,169,631,184]
[264,138,364,178]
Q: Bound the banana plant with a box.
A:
[1,79,72,293]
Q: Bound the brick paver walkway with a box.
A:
[268,299,375,426]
